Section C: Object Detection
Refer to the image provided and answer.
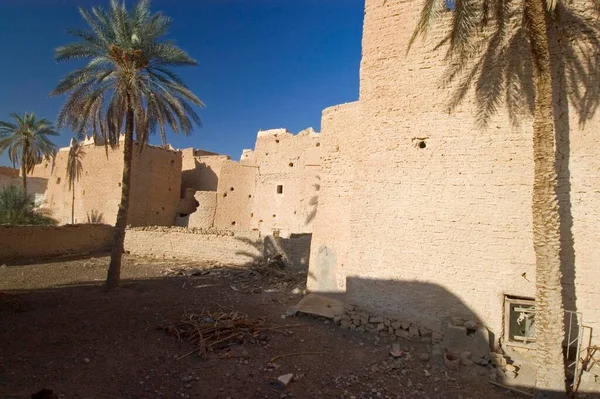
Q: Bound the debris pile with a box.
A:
[335,303,443,345]
[161,310,296,359]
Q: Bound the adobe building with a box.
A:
[177,127,321,238]
[307,0,600,360]
[28,137,182,226]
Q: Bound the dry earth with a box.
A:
[0,255,516,399]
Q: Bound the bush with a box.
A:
[0,185,57,226]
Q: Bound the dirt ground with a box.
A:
[0,255,515,399]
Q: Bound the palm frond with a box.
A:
[51,0,203,151]
[408,0,446,51]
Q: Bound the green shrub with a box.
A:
[0,185,57,226]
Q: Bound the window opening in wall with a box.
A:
[56,177,61,184]
[118,182,121,187]
[231,221,236,226]
[275,139,280,143]
[504,296,536,348]
[316,142,320,147]
[272,214,276,218]
[251,213,254,217]
[248,194,252,198]
[230,187,234,191]
[289,162,294,167]
[277,185,283,194]
[223,193,228,197]
[418,141,427,149]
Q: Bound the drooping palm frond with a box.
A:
[50,0,204,151]
[0,185,58,226]
[0,112,58,173]
[410,0,600,127]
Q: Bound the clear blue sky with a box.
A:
[0,0,364,166]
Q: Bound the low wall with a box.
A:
[0,224,115,262]
[124,227,263,266]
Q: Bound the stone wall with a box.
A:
[309,0,600,348]
[32,141,182,226]
[0,224,115,262]
[124,227,262,266]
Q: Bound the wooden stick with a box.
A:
[488,381,533,397]
[269,351,329,363]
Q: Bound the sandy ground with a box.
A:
[0,255,514,399]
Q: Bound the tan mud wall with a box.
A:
[0,224,115,262]
[36,143,181,226]
[188,191,217,229]
[307,102,360,293]
[213,161,257,230]
[251,129,321,237]
[309,0,600,342]
[181,148,230,193]
[0,167,19,190]
[124,227,262,266]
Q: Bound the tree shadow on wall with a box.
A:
[432,2,600,335]
[233,234,314,278]
[305,176,320,226]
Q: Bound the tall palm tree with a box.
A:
[66,139,85,224]
[50,0,204,289]
[409,0,599,396]
[0,113,58,193]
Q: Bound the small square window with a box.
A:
[277,185,283,194]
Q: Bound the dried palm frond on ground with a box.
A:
[161,310,297,359]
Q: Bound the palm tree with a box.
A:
[50,0,204,289]
[409,0,599,396]
[0,113,58,193]
[0,185,58,226]
[66,139,85,224]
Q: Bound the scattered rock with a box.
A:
[504,364,517,372]
[284,307,297,317]
[464,320,478,330]
[340,320,352,329]
[83,358,90,363]
[444,352,460,370]
[370,316,383,323]
[461,359,474,366]
[408,325,419,338]
[395,329,409,339]
[277,373,294,387]
[450,317,465,327]
[418,353,430,361]
[504,371,517,379]
[390,343,405,358]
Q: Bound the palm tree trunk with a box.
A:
[106,98,134,289]
[71,184,75,224]
[524,0,567,396]
[21,146,27,194]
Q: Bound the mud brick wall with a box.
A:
[309,0,600,346]
[124,227,263,266]
[0,224,115,262]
